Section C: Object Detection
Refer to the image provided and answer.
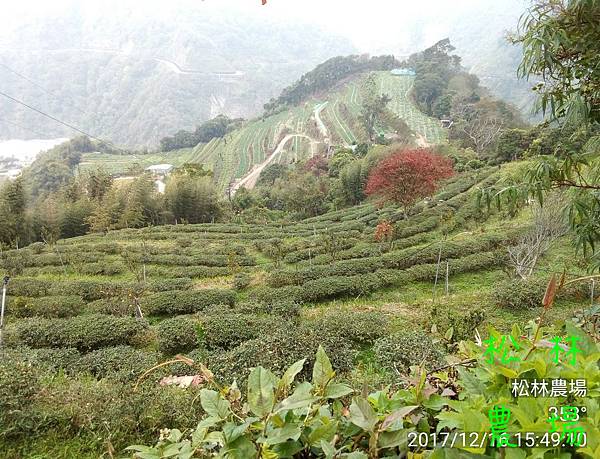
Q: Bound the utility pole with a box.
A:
[445,261,449,297]
[432,245,442,303]
[0,276,10,349]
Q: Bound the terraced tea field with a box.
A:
[79,72,447,191]
[376,71,447,144]
[1,165,590,457]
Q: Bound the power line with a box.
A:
[0,90,126,153]
[0,61,87,115]
[0,117,49,138]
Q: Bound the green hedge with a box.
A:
[12,314,148,351]
[201,314,282,351]
[374,330,445,372]
[10,295,85,318]
[157,317,199,355]
[492,277,549,309]
[209,325,356,384]
[141,289,236,315]
[74,346,159,381]
[269,231,514,287]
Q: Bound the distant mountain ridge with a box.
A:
[0,5,355,148]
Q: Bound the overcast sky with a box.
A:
[2,0,530,53]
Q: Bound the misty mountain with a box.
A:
[0,3,354,148]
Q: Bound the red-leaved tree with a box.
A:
[365,149,454,210]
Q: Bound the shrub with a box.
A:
[141,289,235,315]
[157,317,199,355]
[0,352,41,437]
[147,278,194,292]
[201,314,282,351]
[374,330,445,372]
[300,273,382,302]
[248,286,303,305]
[311,310,389,345]
[492,277,548,309]
[13,314,148,352]
[78,261,124,276]
[236,300,301,318]
[233,273,251,290]
[74,346,159,381]
[210,325,356,384]
[10,295,85,318]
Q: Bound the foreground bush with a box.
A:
[373,330,445,372]
[492,276,548,309]
[128,322,600,458]
[12,314,148,351]
[200,313,282,350]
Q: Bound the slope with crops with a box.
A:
[1,160,597,457]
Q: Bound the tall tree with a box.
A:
[488,0,600,265]
[0,177,29,248]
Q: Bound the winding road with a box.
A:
[232,133,316,193]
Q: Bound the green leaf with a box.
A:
[320,439,336,458]
[378,429,407,449]
[380,405,419,431]
[200,389,231,420]
[308,420,338,446]
[323,382,353,399]
[248,366,276,417]
[348,397,378,432]
[278,358,306,392]
[264,422,302,445]
[445,327,454,341]
[343,452,368,459]
[226,435,257,459]
[313,345,334,389]
[495,366,518,378]
[275,382,318,413]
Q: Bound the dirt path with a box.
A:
[314,102,330,142]
[232,133,315,193]
[416,134,430,148]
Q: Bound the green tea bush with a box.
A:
[142,289,235,315]
[249,285,303,305]
[78,261,125,276]
[13,314,148,351]
[235,300,301,318]
[86,297,137,316]
[201,314,282,351]
[74,346,159,381]
[147,278,194,292]
[10,295,84,318]
[1,346,80,374]
[300,273,382,302]
[311,310,389,345]
[210,325,355,383]
[233,272,251,290]
[0,352,41,438]
[157,317,199,355]
[492,276,548,309]
[373,330,445,372]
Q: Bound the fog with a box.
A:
[1,0,529,53]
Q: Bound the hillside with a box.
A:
[79,70,447,190]
[0,2,354,147]
[1,162,593,457]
